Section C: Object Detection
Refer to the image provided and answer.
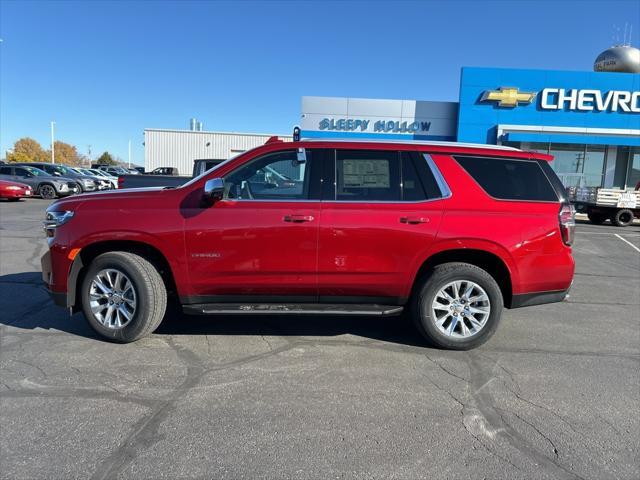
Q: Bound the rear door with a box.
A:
[317,149,446,303]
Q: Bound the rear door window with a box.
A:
[0,166,12,175]
[335,150,401,201]
[454,156,558,202]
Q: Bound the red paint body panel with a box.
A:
[0,180,32,199]
[43,140,574,308]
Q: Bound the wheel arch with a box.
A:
[70,239,178,312]
[410,248,514,308]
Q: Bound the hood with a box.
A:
[49,186,169,211]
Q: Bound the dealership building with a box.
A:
[147,47,639,189]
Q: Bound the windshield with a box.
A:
[180,151,246,189]
[53,165,73,175]
[24,166,48,176]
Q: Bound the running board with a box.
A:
[183,303,404,316]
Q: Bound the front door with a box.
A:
[183,149,325,302]
[317,150,445,303]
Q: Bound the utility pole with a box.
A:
[128,140,131,168]
[50,121,56,164]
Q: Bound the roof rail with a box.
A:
[296,137,519,151]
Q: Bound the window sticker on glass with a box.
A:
[342,159,390,188]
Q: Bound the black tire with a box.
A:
[38,183,57,199]
[612,209,634,227]
[587,211,608,225]
[81,251,167,342]
[410,262,503,350]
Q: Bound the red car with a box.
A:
[0,179,33,201]
[41,138,575,349]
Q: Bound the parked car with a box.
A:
[148,167,180,175]
[0,179,33,201]
[42,138,575,349]
[69,168,113,190]
[85,169,118,189]
[99,166,129,176]
[0,165,79,199]
[117,159,224,189]
[17,162,100,193]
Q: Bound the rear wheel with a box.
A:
[587,211,608,225]
[81,251,167,342]
[612,209,634,227]
[38,183,57,199]
[410,262,503,350]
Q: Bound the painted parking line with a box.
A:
[614,234,640,253]
[576,232,640,237]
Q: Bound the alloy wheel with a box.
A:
[430,280,491,338]
[89,268,137,329]
[39,185,56,199]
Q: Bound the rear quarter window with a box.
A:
[454,156,558,202]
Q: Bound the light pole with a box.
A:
[50,121,55,164]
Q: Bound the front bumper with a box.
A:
[41,249,69,307]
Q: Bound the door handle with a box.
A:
[284,214,314,223]
[400,216,429,224]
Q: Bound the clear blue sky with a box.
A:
[1,0,638,165]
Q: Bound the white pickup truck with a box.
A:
[570,187,640,227]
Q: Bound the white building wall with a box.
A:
[144,129,292,175]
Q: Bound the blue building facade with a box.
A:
[301,66,639,189]
[457,67,639,188]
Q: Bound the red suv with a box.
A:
[41,139,575,349]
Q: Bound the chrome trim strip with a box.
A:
[423,153,452,199]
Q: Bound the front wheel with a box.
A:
[410,262,503,350]
[38,184,57,199]
[81,251,167,342]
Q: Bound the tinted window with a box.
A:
[401,153,427,201]
[224,150,317,200]
[335,150,401,201]
[0,166,12,175]
[455,156,558,202]
[405,152,444,200]
[14,167,31,177]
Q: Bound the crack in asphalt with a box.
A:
[88,335,300,480]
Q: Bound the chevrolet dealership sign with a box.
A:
[482,86,640,112]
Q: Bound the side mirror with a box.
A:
[204,177,224,202]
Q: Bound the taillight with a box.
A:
[118,177,124,189]
[559,203,576,246]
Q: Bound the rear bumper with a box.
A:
[510,288,570,308]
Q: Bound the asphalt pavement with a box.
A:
[1,198,639,479]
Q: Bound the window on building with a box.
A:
[455,156,558,202]
[629,147,640,190]
[582,145,606,187]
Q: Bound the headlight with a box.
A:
[44,210,75,230]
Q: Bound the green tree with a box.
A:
[7,137,48,163]
[96,151,117,165]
